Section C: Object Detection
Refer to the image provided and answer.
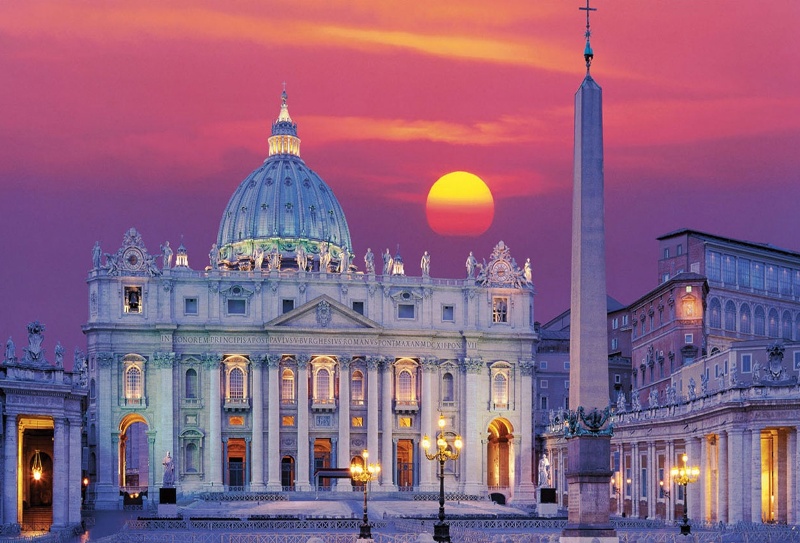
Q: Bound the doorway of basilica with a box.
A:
[119,414,149,500]
[487,418,514,493]
[20,417,54,532]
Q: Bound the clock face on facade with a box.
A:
[122,247,145,271]
[491,260,512,283]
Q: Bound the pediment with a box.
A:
[266,295,381,330]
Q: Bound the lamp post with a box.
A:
[670,453,700,535]
[421,414,462,543]
[350,449,380,540]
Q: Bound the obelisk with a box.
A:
[561,2,617,542]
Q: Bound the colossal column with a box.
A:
[336,355,352,490]
[367,357,380,484]
[296,356,311,490]
[266,354,281,490]
[561,3,616,541]
[204,353,223,488]
[419,357,437,491]
[517,359,536,499]
[250,355,265,490]
[380,358,396,490]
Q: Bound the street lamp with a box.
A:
[421,414,462,543]
[350,449,380,540]
[659,480,671,521]
[670,453,700,535]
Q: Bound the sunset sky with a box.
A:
[1,1,798,360]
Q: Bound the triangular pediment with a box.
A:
[265,295,381,330]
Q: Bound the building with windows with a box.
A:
[544,229,800,524]
[83,92,539,509]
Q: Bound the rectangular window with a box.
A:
[611,338,619,350]
[540,379,548,389]
[706,251,721,281]
[399,417,412,428]
[398,304,415,319]
[752,262,765,290]
[685,333,693,344]
[227,299,246,315]
[664,248,670,259]
[662,273,670,284]
[351,416,364,428]
[352,301,365,315]
[794,270,800,296]
[714,364,719,378]
[442,305,455,322]
[492,297,509,323]
[615,374,622,384]
[539,361,548,370]
[564,361,571,370]
[564,381,570,389]
[281,416,295,427]
[184,297,198,315]
[738,258,751,287]
[722,255,736,284]
[766,265,778,293]
[641,467,647,498]
[780,267,792,295]
[612,317,619,329]
[794,352,800,370]
[540,396,548,411]
[677,244,683,256]
[622,315,629,326]
[282,299,295,313]
[124,286,142,314]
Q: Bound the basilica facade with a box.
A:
[83,92,538,509]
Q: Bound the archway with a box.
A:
[487,418,514,492]
[119,414,150,494]
[20,417,54,532]
[281,456,295,489]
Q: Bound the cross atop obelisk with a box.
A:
[560,3,617,542]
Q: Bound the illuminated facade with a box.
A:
[544,230,800,524]
[0,323,88,535]
[83,92,539,510]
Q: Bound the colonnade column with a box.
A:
[700,436,708,522]
[462,357,483,494]
[727,429,744,523]
[419,357,437,491]
[52,418,69,528]
[647,442,656,519]
[296,356,311,490]
[265,355,280,490]
[557,446,565,507]
[751,428,762,523]
[718,431,728,524]
[366,357,380,484]
[337,356,352,491]
[3,415,18,527]
[204,353,223,489]
[631,443,639,518]
[665,441,674,522]
[380,358,396,490]
[250,356,265,490]
[68,417,83,525]
[687,437,702,523]
[789,429,798,524]
[516,359,535,499]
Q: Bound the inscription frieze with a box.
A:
[162,333,475,351]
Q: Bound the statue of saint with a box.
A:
[162,451,175,487]
[296,244,308,271]
[92,241,102,269]
[160,241,173,269]
[420,251,430,277]
[320,243,331,272]
[55,342,65,368]
[382,248,393,275]
[466,252,478,278]
[5,337,15,361]
[209,243,220,268]
[523,258,532,283]
[364,248,375,274]
[339,245,351,274]
[538,452,551,488]
[253,246,265,271]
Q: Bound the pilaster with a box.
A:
[296,355,311,490]
[250,355,266,491]
[336,355,352,491]
[380,358,396,490]
[367,356,380,488]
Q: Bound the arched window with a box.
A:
[708,298,721,329]
[754,306,766,336]
[768,308,779,338]
[397,370,413,402]
[90,378,96,401]
[442,372,454,402]
[724,301,736,331]
[185,443,198,473]
[782,311,792,340]
[281,369,295,403]
[739,304,751,334]
[493,373,508,408]
[229,368,244,399]
[316,368,330,401]
[125,366,142,400]
[351,370,364,404]
[185,368,198,399]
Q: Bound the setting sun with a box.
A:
[426,171,495,236]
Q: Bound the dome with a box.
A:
[216,90,353,272]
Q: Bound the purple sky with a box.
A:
[1,1,798,364]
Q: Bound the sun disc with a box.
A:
[426,171,494,236]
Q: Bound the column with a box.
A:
[718,431,729,524]
[665,441,674,522]
[462,357,483,494]
[419,357,436,491]
[95,353,117,507]
[222,438,229,486]
[647,441,656,519]
[789,429,797,525]
[631,443,638,518]
[265,355,280,490]
[52,418,69,528]
[727,429,744,523]
[700,436,708,522]
[250,356,265,490]
[381,358,396,490]
[367,357,380,485]
[154,352,175,490]
[336,356,352,491]
[296,356,311,490]
[3,415,18,527]
[516,359,535,499]
[687,437,702,523]
[205,354,223,488]
[557,446,565,507]
[69,417,83,525]
[751,428,762,523]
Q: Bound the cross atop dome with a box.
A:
[579,0,596,72]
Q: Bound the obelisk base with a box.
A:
[560,435,617,543]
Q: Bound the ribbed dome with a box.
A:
[216,90,353,271]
